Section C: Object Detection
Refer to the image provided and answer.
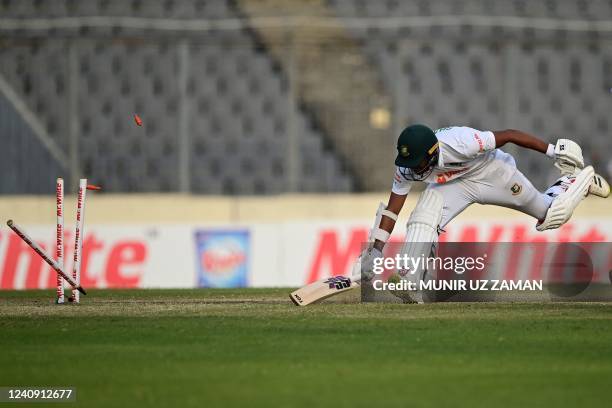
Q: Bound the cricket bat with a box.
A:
[289,203,389,306]
[289,275,361,306]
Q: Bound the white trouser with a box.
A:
[429,150,553,228]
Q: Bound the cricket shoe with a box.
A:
[537,166,594,231]
[589,173,610,198]
[390,289,419,304]
[387,273,419,304]
[555,167,610,199]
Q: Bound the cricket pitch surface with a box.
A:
[1,289,611,407]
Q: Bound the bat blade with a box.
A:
[290,275,360,306]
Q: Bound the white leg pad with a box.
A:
[405,189,444,243]
[399,189,444,303]
[537,166,594,231]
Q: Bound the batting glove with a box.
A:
[554,139,584,175]
[359,247,383,282]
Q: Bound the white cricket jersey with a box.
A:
[392,126,497,195]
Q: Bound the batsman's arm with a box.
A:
[493,129,549,154]
[373,192,407,251]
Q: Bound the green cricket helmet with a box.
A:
[395,124,439,181]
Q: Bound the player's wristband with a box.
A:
[545,144,555,158]
[372,228,390,242]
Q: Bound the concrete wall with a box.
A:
[1,193,610,224]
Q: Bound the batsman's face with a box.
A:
[410,147,439,179]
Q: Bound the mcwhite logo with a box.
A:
[0,230,147,289]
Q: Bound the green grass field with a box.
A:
[1,289,611,407]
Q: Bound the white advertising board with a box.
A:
[1,218,610,290]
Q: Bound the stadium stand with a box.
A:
[237,0,394,191]
[327,0,612,188]
[0,90,64,194]
[0,0,353,194]
[0,0,610,193]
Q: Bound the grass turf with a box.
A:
[1,289,611,407]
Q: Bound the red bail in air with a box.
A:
[134,114,143,126]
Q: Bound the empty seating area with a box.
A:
[0,0,353,194]
[0,41,70,157]
[2,0,610,193]
[0,0,235,19]
[0,92,64,194]
[328,0,612,20]
[328,0,612,188]
[187,43,352,193]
